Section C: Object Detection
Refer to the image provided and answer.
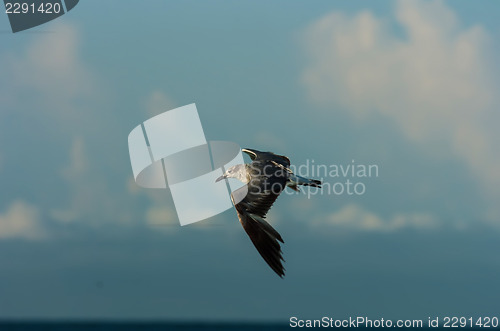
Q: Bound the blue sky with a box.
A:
[0,0,499,322]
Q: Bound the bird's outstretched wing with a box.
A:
[242,148,291,168]
[233,199,285,277]
[231,160,288,277]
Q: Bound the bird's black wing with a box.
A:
[231,160,288,277]
[242,148,291,168]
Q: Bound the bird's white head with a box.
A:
[215,164,249,184]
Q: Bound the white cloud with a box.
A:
[0,23,123,231]
[1,23,143,232]
[127,177,142,195]
[51,137,88,223]
[321,204,438,232]
[51,137,133,225]
[0,201,45,240]
[2,22,94,121]
[146,205,177,226]
[146,90,177,117]
[62,136,88,179]
[129,177,180,227]
[302,1,500,202]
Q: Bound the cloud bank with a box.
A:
[302,0,500,225]
[0,201,44,240]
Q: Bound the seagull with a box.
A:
[216,148,322,277]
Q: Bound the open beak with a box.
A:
[215,174,226,182]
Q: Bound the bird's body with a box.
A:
[216,148,322,277]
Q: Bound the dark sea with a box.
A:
[0,322,289,331]
[0,322,465,331]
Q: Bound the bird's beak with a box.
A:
[215,174,226,182]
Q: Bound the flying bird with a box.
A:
[216,148,322,277]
